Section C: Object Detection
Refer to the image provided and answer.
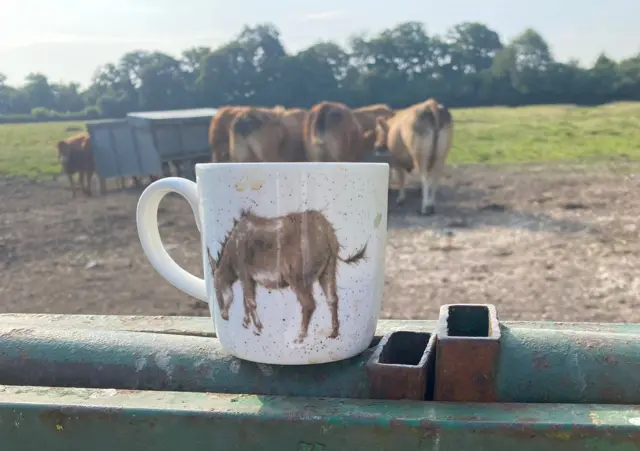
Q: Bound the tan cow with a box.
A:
[229,106,306,162]
[373,98,453,215]
[356,104,395,157]
[353,104,395,135]
[209,106,251,163]
[273,106,306,138]
[274,106,306,159]
[303,101,365,162]
[57,133,104,198]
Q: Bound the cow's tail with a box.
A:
[338,241,368,265]
[414,100,442,172]
[311,103,343,145]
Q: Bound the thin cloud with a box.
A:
[300,10,346,21]
[0,33,224,50]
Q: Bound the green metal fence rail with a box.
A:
[0,304,639,450]
[2,386,639,451]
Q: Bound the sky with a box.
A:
[1,0,639,88]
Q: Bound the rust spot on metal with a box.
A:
[115,389,138,395]
[516,416,542,423]
[41,408,121,428]
[493,403,557,412]
[451,415,481,421]
[532,352,550,369]
[365,331,436,401]
[388,418,405,429]
[599,388,627,403]
[589,412,603,424]
[40,410,68,429]
[417,419,441,435]
[434,304,501,403]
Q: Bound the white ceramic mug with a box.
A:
[136,162,389,365]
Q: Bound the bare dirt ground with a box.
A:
[1,164,639,322]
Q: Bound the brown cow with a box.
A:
[274,106,306,139]
[275,106,307,159]
[353,104,394,135]
[229,107,306,162]
[303,101,365,162]
[373,98,453,215]
[357,104,395,156]
[209,106,251,163]
[206,209,368,344]
[56,132,100,198]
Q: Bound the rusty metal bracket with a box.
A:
[434,304,501,402]
[366,331,436,400]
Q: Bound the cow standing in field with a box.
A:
[353,104,395,135]
[373,98,453,215]
[355,104,396,157]
[209,106,251,163]
[206,209,368,344]
[303,101,366,162]
[273,106,307,149]
[56,133,102,198]
[229,106,307,162]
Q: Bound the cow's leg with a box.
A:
[428,127,452,213]
[291,283,317,344]
[162,162,172,177]
[420,138,449,216]
[173,160,183,178]
[78,171,87,196]
[98,175,107,195]
[428,160,446,213]
[319,258,340,339]
[67,172,76,198]
[85,170,94,196]
[395,168,407,205]
[420,170,436,216]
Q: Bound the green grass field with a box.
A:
[1,102,640,178]
[0,121,86,178]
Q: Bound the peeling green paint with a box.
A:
[0,314,639,450]
[1,386,639,451]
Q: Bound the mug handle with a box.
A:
[136,177,208,303]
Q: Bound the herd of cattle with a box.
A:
[56,98,453,215]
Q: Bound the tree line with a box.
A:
[1,21,639,123]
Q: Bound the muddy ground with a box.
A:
[1,164,639,322]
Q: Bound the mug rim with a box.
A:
[195,162,390,172]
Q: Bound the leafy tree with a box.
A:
[1,21,640,122]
